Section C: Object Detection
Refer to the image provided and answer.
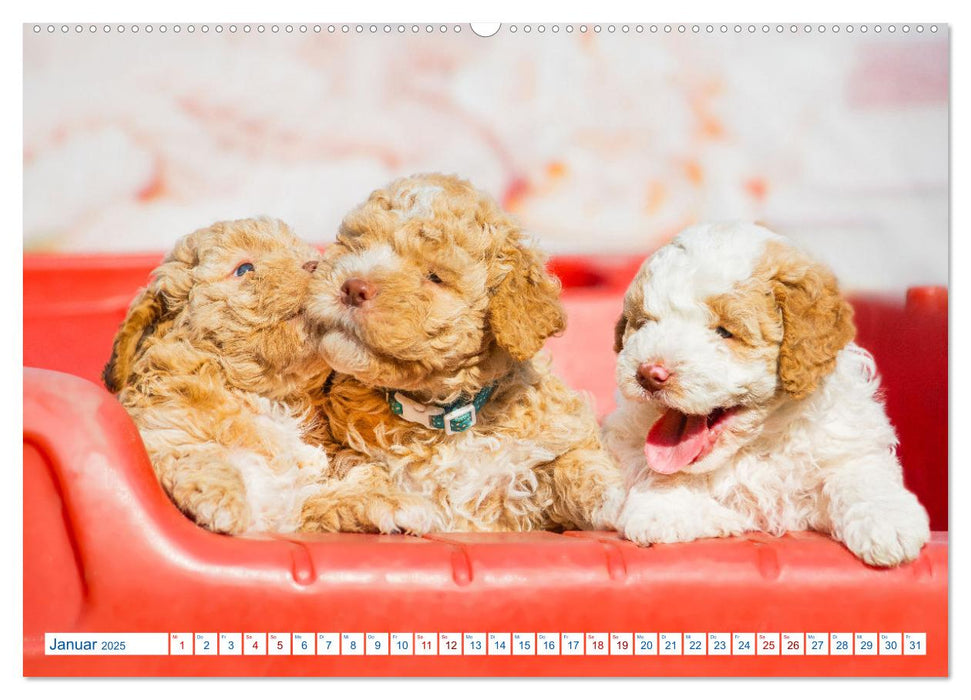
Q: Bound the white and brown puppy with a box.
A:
[603,223,930,566]
[300,173,625,534]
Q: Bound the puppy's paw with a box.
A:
[837,494,931,567]
[300,493,369,533]
[387,496,442,536]
[171,467,251,535]
[299,490,438,535]
[621,511,710,546]
[619,494,745,546]
[590,483,627,530]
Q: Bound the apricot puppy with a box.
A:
[603,223,930,566]
[301,173,625,534]
[104,218,333,534]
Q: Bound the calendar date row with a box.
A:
[47,632,927,657]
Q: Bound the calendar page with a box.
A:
[22,15,949,679]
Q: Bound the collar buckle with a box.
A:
[391,391,444,429]
[443,403,477,435]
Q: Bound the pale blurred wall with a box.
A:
[23,25,948,291]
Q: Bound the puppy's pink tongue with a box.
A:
[645,410,710,474]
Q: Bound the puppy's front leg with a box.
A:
[823,456,930,567]
[545,446,627,530]
[148,442,252,535]
[300,456,443,535]
[619,484,748,546]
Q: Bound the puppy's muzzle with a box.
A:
[340,278,377,307]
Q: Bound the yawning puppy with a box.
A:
[603,223,930,566]
[104,218,333,534]
[301,173,624,534]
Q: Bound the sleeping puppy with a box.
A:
[104,218,334,534]
[603,223,930,566]
[300,173,624,534]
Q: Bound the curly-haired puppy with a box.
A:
[603,223,930,566]
[104,218,333,534]
[300,173,625,534]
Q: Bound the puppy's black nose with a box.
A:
[302,260,319,273]
[341,278,376,307]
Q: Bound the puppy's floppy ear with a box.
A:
[102,287,167,393]
[613,314,627,353]
[103,231,199,393]
[489,236,567,362]
[769,244,855,399]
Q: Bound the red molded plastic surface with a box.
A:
[23,254,948,676]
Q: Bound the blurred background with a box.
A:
[23,24,948,291]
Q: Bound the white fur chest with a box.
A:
[704,449,826,533]
[383,430,557,530]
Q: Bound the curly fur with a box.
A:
[603,223,930,566]
[104,218,334,534]
[301,173,623,534]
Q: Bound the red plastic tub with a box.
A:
[22,253,948,676]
